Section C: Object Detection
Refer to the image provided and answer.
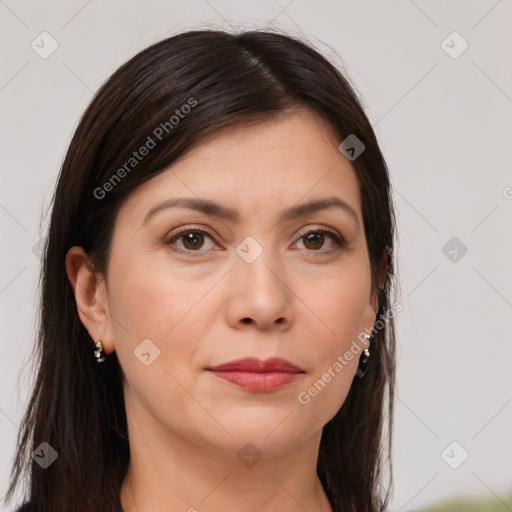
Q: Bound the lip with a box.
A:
[206,357,305,392]
[207,357,304,373]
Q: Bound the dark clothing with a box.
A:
[15,503,31,512]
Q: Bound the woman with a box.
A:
[5,28,397,512]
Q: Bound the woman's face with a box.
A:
[92,108,377,458]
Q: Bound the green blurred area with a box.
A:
[412,495,512,512]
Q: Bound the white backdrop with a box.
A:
[1,1,511,511]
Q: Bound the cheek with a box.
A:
[307,270,372,341]
[106,259,209,427]
[108,254,208,340]
[106,255,203,376]
[294,273,372,416]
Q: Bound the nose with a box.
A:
[224,244,295,331]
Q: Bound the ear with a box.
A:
[65,246,115,354]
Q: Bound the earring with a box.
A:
[93,340,106,363]
[356,333,371,378]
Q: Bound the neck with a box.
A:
[119,402,333,512]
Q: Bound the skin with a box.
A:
[66,108,384,512]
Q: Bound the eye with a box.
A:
[164,226,217,256]
[164,225,345,257]
[294,228,345,254]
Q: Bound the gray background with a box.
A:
[1,1,511,510]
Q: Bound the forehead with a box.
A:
[117,108,362,225]
[181,108,342,170]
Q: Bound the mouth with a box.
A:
[205,357,305,392]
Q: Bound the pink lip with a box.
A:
[206,357,305,392]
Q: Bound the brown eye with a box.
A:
[296,229,344,253]
[181,231,206,250]
[303,232,325,250]
[165,228,216,255]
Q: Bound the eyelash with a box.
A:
[164,225,345,257]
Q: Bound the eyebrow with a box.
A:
[143,196,359,226]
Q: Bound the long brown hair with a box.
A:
[5,28,397,512]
